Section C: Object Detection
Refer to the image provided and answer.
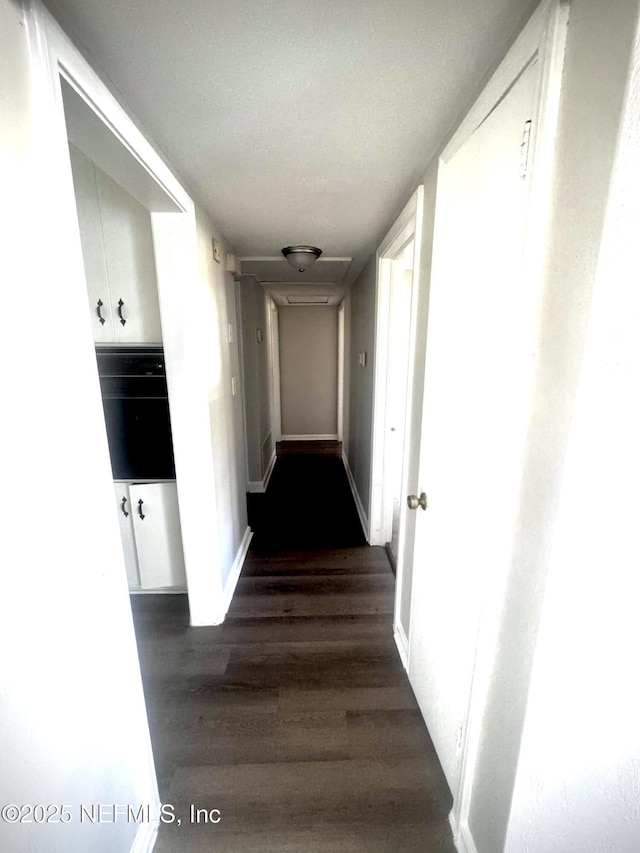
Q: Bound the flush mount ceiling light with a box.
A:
[281,245,322,272]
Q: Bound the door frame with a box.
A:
[271,302,343,442]
[370,187,424,547]
[266,295,282,442]
[337,301,346,443]
[32,2,228,631]
[369,187,424,665]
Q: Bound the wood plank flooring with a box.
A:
[131,545,456,852]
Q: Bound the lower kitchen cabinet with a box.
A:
[114,482,186,590]
[115,484,141,588]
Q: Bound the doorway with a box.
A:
[382,239,415,570]
[369,187,424,664]
[266,302,346,445]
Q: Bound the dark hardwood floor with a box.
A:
[131,454,455,852]
[276,439,343,456]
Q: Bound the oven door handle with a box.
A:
[137,498,145,520]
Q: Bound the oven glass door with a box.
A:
[102,396,176,480]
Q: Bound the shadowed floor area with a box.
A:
[249,449,366,554]
[131,454,455,852]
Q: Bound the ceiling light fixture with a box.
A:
[282,245,322,272]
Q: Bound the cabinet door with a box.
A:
[129,482,186,589]
[96,170,163,344]
[113,484,140,589]
[68,144,114,342]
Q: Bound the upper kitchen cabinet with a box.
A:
[68,143,163,344]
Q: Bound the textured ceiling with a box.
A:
[45,0,538,289]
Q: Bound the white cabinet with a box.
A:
[114,484,140,588]
[69,144,163,344]
[114,482,186,590]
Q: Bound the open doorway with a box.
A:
[43,6,229,628]
[368,188,424,662]
[60,78,188,595]
[382,239,415,570]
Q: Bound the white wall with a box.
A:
[346,256,377,514]
[0,2,158,850]
[279,306,339,437]
[503,2,640,850]
[466,1,640,850]
[194,207,249,588]
[239,277,273,484]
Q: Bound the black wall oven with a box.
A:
[96,346,176,480]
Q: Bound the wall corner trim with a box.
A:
[130,818,160,853]
[394,624,409,670]
[449,814,479,853]
[342,452,370,542]
[262,449,277,491]
[220,526,253,620]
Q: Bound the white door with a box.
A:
[407,59,540,795]
[129,482,186,589]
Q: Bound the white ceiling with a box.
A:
[46,0,538,293]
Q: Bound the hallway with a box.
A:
[132,453,455,852]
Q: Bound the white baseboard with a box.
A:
[220,526,253,620]
[394,623,409,670]
[449,813,479,853]
[129,587,187,595]
[280,434,339,441]
[247,450,277,493]
[263,450,276,489]
[342,452,370,541]
[130,819,159,853]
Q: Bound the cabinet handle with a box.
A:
[121,496,129,517]
[117,298,127,326]
[96,299,106,325]
[137,498,145,520]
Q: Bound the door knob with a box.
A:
[407,492,428,511]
